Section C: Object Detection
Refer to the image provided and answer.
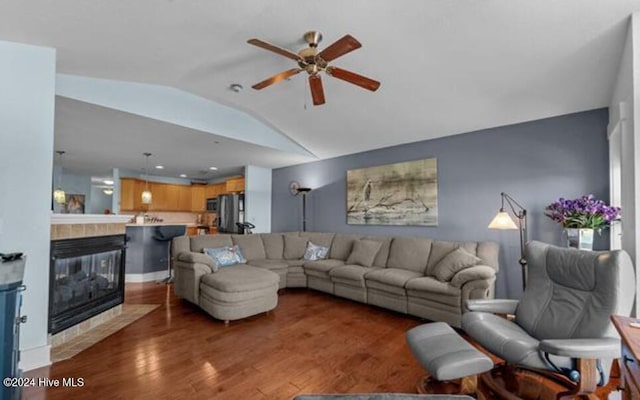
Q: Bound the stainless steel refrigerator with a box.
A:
[216,194,244,233]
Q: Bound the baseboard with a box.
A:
[19,344,51,372]
[125,271,169,283]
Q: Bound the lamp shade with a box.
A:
[141,189,152,204]
[53,189,66,204]
[488,210,518,230]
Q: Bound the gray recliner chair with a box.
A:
[462,240,636,399]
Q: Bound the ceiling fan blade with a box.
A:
[252,68,302,90]
[326,67,380,92]
[309,75,326,106]
[317,34,362,62]
[247,38,303,62]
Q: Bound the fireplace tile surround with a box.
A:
[48,214,131,348]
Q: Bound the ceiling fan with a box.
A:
[247,31,380,106]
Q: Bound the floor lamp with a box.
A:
[488,192,528,290]
[296,187,311,232]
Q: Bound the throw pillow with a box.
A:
[284,235,308,259]
[203,245,246,268]
[346,239,383,267]
[432,247,481,282]
[303,242,330,261]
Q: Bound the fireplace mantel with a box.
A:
[51,214,131,225]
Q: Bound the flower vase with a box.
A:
[565,228,594,251]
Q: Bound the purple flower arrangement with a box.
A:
[545,195,621,232]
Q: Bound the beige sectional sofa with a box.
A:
[171,232,499,327]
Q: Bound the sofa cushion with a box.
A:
[364,236,392,268]
[200,265,279,292]
[366,280,407,295]
[299,232,335,248]
[287,265,304,274]
[247,259,288,271]
[304,259,345,278]
[406,276,462,297]
[432,247,481,282]
[330,234,363,260]
[365,268,423,288]
[260,233,284,259]
[346,239,383,267]
[231,235,266,261]
[190,234,232,253]
[426,241,478,275]
[284,235,308,259]
[303,242,330,261]
[330,264,379,283]
[284,259,305,268]
[386,237,432,273]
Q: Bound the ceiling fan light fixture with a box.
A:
[247,31,380,106]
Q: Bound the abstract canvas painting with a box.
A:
[347,158,438,226]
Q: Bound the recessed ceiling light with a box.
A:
[103,189,114,195]
[179,174,187,178]
[229,83,243,93]
[103,179,114,185]
[209,167,218,171]
[155,165,164,169]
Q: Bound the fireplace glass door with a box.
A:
[49,235,125,334]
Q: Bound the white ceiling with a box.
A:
[55,97,311,178]
[1,0,638,166]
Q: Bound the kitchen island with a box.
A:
[125,224,187,282]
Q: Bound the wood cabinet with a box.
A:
[204,183,226,199]
[177,185,192,211]
[186,226,198,236]
[613,315,640,399]
[226,177,245,193]
[191,185,206,212]
[120,178,148,212]
[119,176,243,212]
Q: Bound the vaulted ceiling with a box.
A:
[1,0,637,173]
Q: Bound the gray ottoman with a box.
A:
[406,322,493,396]
[199,265,279,323]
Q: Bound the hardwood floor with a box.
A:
[24,284,427,400]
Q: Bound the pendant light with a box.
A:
[141,152,153,204]
[53,151,66,204]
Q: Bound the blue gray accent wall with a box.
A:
[271,109,610,299]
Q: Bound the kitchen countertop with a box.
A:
[126,223,197,227]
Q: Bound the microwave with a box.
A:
[206,197,217,212]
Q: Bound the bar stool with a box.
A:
[153,225,186,284]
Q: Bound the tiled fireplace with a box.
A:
[49,214,130,346]
[49,234,126,334]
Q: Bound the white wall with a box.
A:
[610,12,640,314]
[244,165,272,233]
[0,40,56,370]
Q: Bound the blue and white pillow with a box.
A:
[303,242,329,261]
[204,245,246,268]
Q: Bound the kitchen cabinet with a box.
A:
[191,185,206,212]
[226,177,245,193]
[120,178,148,212]
[120,178,135,211]
[204,184,217,199]
[148,183,168,211]
[119,177,243,212]
[177,185,191,212]
[205,183,225,199]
